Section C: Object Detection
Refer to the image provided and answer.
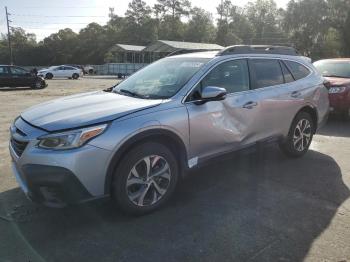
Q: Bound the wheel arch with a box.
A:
[295,105,318,133]
[104,128,188,195]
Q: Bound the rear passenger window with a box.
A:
[250,59,284,89]
[284,60,310,80]
[280,61,294,83]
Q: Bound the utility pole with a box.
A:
[5,7,13,65]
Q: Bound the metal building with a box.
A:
[105,44,146,63]
[107,40,224,63]
[143,40,224,62]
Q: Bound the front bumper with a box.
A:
[9,117,112,207]
[12,162,92,207]
[329,91,350,112]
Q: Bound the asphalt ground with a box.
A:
[0,78,349,261]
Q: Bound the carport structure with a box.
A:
[142,40,224,62]
[106,44,146,63]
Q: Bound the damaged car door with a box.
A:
[185,58,265,161]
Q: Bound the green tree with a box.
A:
[74,23,108,64]
[283,0,330,57]
[184,7,216,43]
[42,28,78,64]
[328,0,350,56]
[123,0,157,45]
[154,0,191,40]
[245,0,286,45]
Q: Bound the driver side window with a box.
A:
[188,59,250,101]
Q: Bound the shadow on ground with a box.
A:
[0,87,36,91]
[0,144,349,262]
[318,117,350,137]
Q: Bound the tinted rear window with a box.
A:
[284,60,310,80]
[0,66,8,75]
[250,59,284,89]
[280,61,294,83]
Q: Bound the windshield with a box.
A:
[314,60,350,78]
[113,57,209,99]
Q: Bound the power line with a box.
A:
[13,21,105,25]
[15,6,109,9]
[11,14,106,18]
[11,26,86,30]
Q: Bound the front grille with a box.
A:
[11,138,28,157]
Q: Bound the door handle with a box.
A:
[242,101,258,109]
[291,91,301,98]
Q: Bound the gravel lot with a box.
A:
[0,78,350,261]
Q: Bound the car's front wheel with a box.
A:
[31,79,46,89]
[279,112,314,158]
[72,73,79,80]
[112,142,179,215]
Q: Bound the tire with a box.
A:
[72,73,79,80]
[112,142,179,215]
[88,69,94,75]
[31,79,45,89]
[279,112,314,158]
[45,73,53,80]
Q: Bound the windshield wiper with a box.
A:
[118,89,145,98]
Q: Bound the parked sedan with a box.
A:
[38,65,83,80]
[314,59,350,119]
[0,65,47,89]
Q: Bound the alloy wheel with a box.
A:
[126,155,171,207]
[35,81,42,88]
[293,119,312,151]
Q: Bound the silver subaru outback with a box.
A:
[9,46,329,214]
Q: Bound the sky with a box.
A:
[0,0,290,41]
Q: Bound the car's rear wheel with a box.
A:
[112,142,179,215]
[45,73,53,80]
[72,73,79,80]
[279,112,314,158]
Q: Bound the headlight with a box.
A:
[329,86,346,94]
[37,124,107,150]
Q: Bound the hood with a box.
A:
[325,76,350,87]
[21,91,162,131]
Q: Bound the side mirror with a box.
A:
[195,86,227,105]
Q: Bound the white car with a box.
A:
[83,65,95,75]
[38,65,83,80]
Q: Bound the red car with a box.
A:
[313,59,350,119]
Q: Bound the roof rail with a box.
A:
[166,49,219,57]
[217,45,300,56]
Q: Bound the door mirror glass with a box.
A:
[201,86,227,101]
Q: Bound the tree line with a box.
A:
[0,0,349,66]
